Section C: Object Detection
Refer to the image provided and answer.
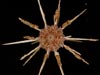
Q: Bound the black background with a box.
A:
[1,0,99,75]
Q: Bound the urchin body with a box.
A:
[3,0,98,75]
[39,25,65,51]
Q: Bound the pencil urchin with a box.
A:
[3,0,98,75]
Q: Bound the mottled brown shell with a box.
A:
[39,25,65,51]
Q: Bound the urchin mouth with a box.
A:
[47,34,55,41]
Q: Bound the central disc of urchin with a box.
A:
[39,25,65,51]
